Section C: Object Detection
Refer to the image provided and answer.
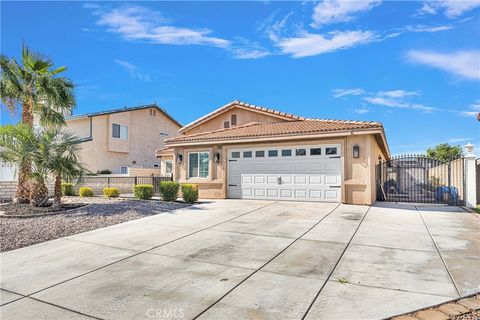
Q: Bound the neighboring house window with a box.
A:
[188,152,209,178]
[224,121,230,128]
[112,124,128,139]
[120,166,128,174]
[149,109,156,116]
[165,160,173,174]
[310,148,322,156]
[231,114,237,126]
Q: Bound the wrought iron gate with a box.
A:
[376,155,465,205]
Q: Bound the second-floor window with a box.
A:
[231,114,237,126]
[112,124,128,139]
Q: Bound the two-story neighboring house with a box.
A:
[66,104,181,174]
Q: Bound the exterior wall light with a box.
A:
[214,152,221,163]
[353,145,360,158]
[177,154,183,164]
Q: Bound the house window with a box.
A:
[112,124,128,139]
[165,160,173,174]
[296,149,306,156]
[281,149,292,157]
[120,166,128,174]
[326,147,338,155]
[268,150,278,157]
[188,152,209,178]
[231,152,240,159]
[231,114,237,126]
[224,121,230,128]
[255,150,265,158]
[310,148,322,156]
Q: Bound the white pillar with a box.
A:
[464,143,477,207]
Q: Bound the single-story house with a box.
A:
[157,100,390,205]
[67,104,181,175]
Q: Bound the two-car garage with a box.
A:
[227,145,342,202]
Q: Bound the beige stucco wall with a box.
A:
[67,108,181,174]
[169,133,386,205]
[184,106,291,135]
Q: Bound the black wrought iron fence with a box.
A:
[75,176,173,195]
[376,155,465,205]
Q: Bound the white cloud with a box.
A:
[404,24,454,33]
[275,30,376,58]
[332,88,366,98]
[364,96,437,112]
[354,107,370,114]
[460,102,480,117]
[311,0,382,27]
[114,59,151,81]
[229,38,271,60]
[378,90,420,98]
[448,137,472,143]
[91,5,230,48]
[417,0,480,18]
[406,50,480,80]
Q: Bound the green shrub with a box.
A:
[103,187,119,198]
[98,169,112,174]
[61,182,75,196]
[79,187,93,197]
[134,184,154,200]
[159,181,180,201]
[181,184,198,203]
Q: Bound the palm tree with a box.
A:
[0,43,75,203]
[33,129,85,210]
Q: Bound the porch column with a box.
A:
[464,143,477,207]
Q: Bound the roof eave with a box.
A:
[165,128,384,147]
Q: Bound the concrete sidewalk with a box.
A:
[1,200,479,319]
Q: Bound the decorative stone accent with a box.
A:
[437,303,470,316]
[415,310,449,320]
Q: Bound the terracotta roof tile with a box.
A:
[166,119,382,145]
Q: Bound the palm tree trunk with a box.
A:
[14,98,34,204]
[52,175,62,210]
[30,178,49,207]
[21,97,34,126]
[14,161,31,204]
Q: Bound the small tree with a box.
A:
[426,143,463,162]
[34,129,86,210]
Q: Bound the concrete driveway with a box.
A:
[1,200,479,320]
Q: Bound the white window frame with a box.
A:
[188,151,210,179]
[112,123,128,140]
[120,166,128,174]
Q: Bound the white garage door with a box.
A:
[228,145,342,202]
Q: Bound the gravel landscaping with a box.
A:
[0,197,191,252]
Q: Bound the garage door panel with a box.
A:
[267,176,278,184]
[324,161,340,172]
[294,176,307,184]
[324,189,340,200]
[254,189,265,197]
[295,189,307,198]
[254,176,265,183]
[280,176,292,184]
[242,175,253,183]
[267,189,279,197]
[309,162,322,171]
[309,176,322,184]
[242,188,253,197]
[324,175,340,185]
[309,190,323,199]
[280,189,292,198]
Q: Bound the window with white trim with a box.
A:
[120,166,128,174]
[165,160,173,174]
[112,124,128,139]
[188,152,209,178]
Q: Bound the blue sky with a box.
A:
[1,1,479,155]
